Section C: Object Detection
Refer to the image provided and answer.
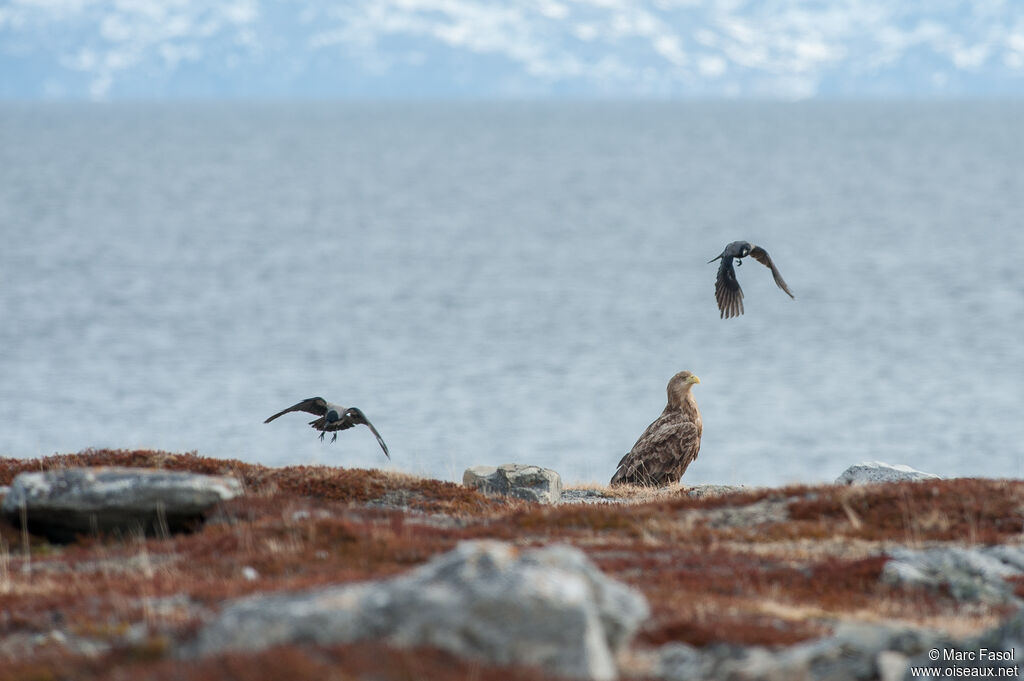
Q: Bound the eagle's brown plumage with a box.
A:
[609,370,702,487]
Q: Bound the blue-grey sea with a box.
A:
[1,101,1022,486]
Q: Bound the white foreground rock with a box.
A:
[835,462,939,485]
[186,540,649,680]
[2,467,242,542]
[463,463,563,503]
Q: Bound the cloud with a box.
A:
[3,0,1024,97]
[653,34,687,66]
[697,54,726,77]
[2,0,259,97]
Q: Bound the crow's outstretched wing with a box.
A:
[714,256,744,319]
[319,408,391,459]
[264,397,328,423]
[750,246,794,298]
[360,416,390,459]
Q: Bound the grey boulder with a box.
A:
[658,622,949,681]
[463,463,563,503]
[2,466,243,542]
[903,608,1023,680]
[836,462,939,485]
[883,545,1024,605]
[187,540,649,681]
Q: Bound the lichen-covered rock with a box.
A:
[657,622,949,681]
[186,540,649,681]
[883,545,1024,605]
[835,462,939,485]
[463,463,563,503]
[902,608,1024,680]
[2,467,242,542]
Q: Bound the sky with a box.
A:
[2,1,1024,99]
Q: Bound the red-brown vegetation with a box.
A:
[0,450,1018,679]
[0,641,564,681]
[787,478,1024,544]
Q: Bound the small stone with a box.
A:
[2,467,243,542]
[463,463,563,503]
[835,462,939,485]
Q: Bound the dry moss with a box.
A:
[640,613,824,648]
[788,479,1024,543]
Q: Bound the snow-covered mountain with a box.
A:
[2,0,1024,99]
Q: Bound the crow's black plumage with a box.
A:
[708,241,794,319]
[264,397,390,458]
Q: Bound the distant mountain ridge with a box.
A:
[2,0,1024,99]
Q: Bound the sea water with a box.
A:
[1,101,1021,486]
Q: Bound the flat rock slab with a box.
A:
[835,462,939,485]
[463,463,563,503]
[559,485,750,506]
[560,489,619,505]
[186,540,649,681]
[2,467,243,542]
[685,484,749,499]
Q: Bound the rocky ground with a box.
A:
[1,449,1023,680]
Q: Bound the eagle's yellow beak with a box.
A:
[688,374,701,385]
